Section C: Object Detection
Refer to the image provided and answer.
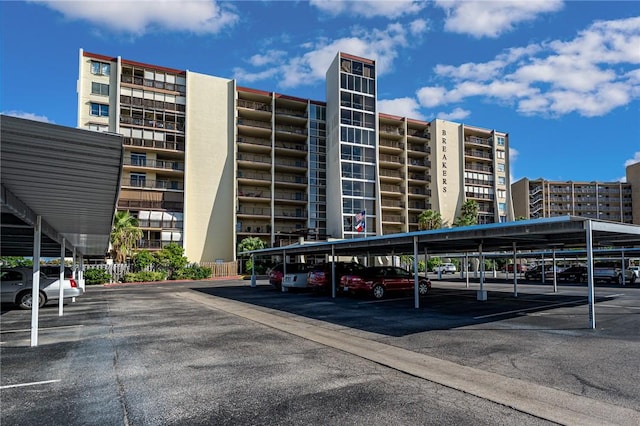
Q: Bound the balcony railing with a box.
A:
[407,129,430,139]
[237,153,271,165]
[237,207,270,216]
[379,169,402,178]
[465,150,493,159]
[138,220,184,229]
[237,170,271,181]
[465,136,493,146]
[237,118,271,129]
[238,136,271,147]
[407,144,430,153]
[121,75,186,95]
[120,116,184,131]
[275,124,307,135]
[117,200,183,211]
[123,138,185,152]
[379,154,401,163]
[379,125,403,135]
[465,164,494,173]
[237,99,272,112]
[379,139,403,149]
[380,184,402,193]
[273,191,307,201]
[123,158,185,171]
[275,107,306,118]
[122,179,184,190]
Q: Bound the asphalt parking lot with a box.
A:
[1,277,639,425]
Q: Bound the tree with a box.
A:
[453,200,479,227]
[418,209,443,230]
[154,242,188,279]
[238,237,266,273]
[0,257,33,268]
[132,250,155,271]
[110,211,143,263]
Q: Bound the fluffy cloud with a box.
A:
[377,98,425,120]
[3,111,53,123]
[309,0,425,19]
[34,0,239,35]
[435,0,564,38]
[233,20,429,88]
[416,16,640,117]
[436,107,470,121]
[625,152,640,167]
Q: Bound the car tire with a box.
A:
[17,291,46,310]
[372,284,385,299]
[617,274,623,285]
[630,274,637,285]
[418,281,429,295]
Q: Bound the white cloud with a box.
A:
[377,97,425,120]
[436,107,470,121]
[309,0,425,19]
[416,16,640,118]
[435,0,564,38]
[3,111,53,123]
[234,20,428,89]
[416,86,447,107]
[248,50,288,67]
[625,152,640,167]
[34,0,239,35]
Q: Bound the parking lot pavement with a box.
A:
[2,279,639,425]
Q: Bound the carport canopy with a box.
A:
[240,216,640,259]
[1,114,124,258]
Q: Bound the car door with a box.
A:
[0,270,28,303]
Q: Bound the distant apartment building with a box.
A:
[511,162,640,224]
[77,49,513,263]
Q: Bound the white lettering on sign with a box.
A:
[441,129,447,194]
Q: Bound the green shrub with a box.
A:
[123,271,166,283]
[84,268,112,285]
[172,264,212,280]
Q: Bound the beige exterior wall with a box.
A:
[77,49,118,131]
[430,119,463,226]
[628,162,640,224]
[511,177,531,219]
[184,71,236,262]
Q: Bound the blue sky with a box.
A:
[1,0,639,183]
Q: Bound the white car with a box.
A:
[282,264,313,290]
[433,263,457,274]
[628,266,640,279]
[0,267,81,309]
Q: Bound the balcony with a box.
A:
[465,150,493,160]
[408,173,428,182]
[122,179,184,190]
[407,144,430,154]
[237,170,271,184]
[238,118,271,130]
[408,158,430,168]
[379,125,403,136]
[406,129,430,139]
[138,219,183,229]
[237,99,272,113]
[117,199,183,211]
[123,158,185,172]
[379,169,402,179]
[237,152,272,168]
[237,207,271,217]
[379,139,403,150]
[381,199,404,209]
[465,136,493,146]
[273,191,307,202]
[382,214,404,224]
[465,164,494,173]
[380,184,402,194]
[123,137,185,152]
[379,154,402,165]
[120,116,184,131]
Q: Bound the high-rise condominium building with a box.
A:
[77,50,513,263]
[511,162,640,224]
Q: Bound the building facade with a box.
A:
[77,50,513,263]
[511,162,640,224]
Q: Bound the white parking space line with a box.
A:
[358,297,412,304]
[474,300,586,320]
[0,325,84,334]
[1,379,60,390]
[599,304,640,310]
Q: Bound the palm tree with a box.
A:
[453,200,479,227]
[110,211,143,263]
[418,209,443,230]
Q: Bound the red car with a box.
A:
[307,262,366,294]
[341,266,431,299]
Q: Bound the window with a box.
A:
[131,153,147,166]
[498,189,506,199]
[497,136,505,146]
[91,82,110,96]
[90,103,109,117]
[130,173,146,187]
[90,60,110,76]
[499,202,506,211]
[497,163,505,172]
[496,150,505,159]
[498,176,506,185]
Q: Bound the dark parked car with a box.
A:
[307,262,366,294]
[557,266,588,283]
[267,263,308,290]
[340,266,431,299]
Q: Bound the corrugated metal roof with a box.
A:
[1,115,123,257]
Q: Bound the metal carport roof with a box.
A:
[241,216,640,258]
[1,114,124,258]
